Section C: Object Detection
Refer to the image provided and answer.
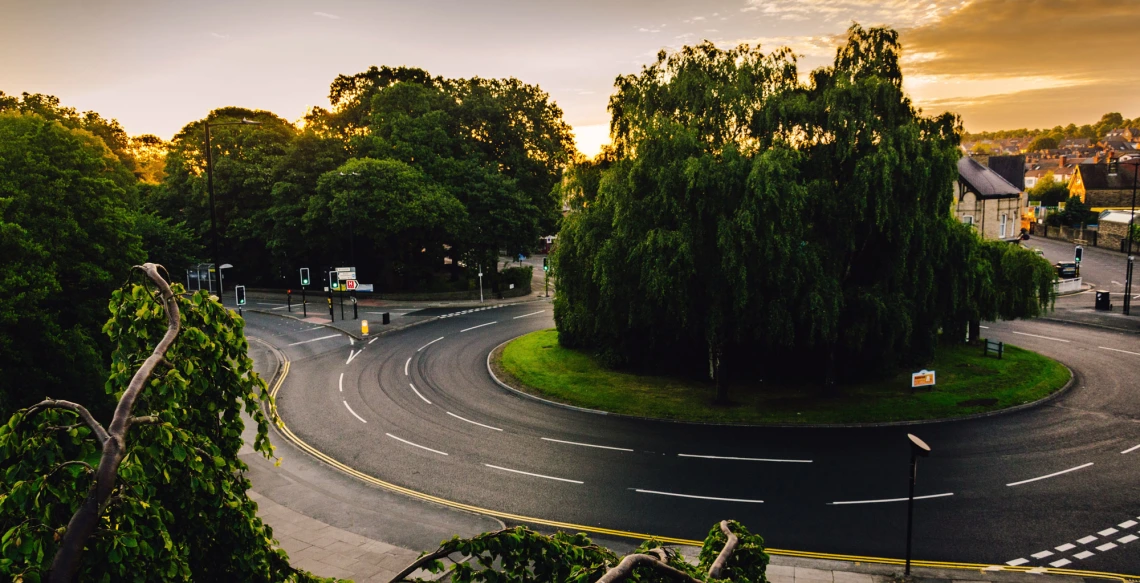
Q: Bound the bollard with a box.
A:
[361,320,369,336]
[382,312,390,325]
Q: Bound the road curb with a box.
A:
[1039,316,1140,335]
[486,335,1078,429]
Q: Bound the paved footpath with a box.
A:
[240,298,1075,583]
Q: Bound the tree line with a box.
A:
[0,69,572,421]
[964,111,1137,148]
[552,25,1056,400]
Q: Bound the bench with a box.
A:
[982,338,1003,359]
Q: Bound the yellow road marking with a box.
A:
[264,354,1137,581]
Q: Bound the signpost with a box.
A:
[335,267,355,319]
[904,434,931,577]
[911,370,936,390]
[543,257,549,297]
[326,270,335,322]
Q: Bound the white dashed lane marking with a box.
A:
[1096,542,1117,552]
[408,383,432,405]
[513,310,546,319]
[1119,534,1138,544]
[1077,535,1098,544]
[1049,559,1071,568]
[1073,550,1095,560]
[1055,543,1075,552]
[417,337,444,352]
[446,411,503,432]
[679,453,812,463]
[828,493,953,505]
[541,437,633,452]
[1030,550,1052,559]
[1101,346,1140,356]
[287,333,341,346]
[1011,331,1071,343]
[461,321,497,332]
[485,464,582,484]
[387,433,448,456]
[1005,462,1092,486]
[1098,528,1118,536]
[342,401,366,423]
[634,489,763,504]
[1005,558,1029,566]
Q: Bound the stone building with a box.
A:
[955,156,1027,241]
[1069,162,1140,210]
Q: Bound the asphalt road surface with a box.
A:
[243,303,1140,574]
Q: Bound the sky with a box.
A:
[2,0,1138,157]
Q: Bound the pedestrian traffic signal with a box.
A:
[543,257,549,272]
[235,285,246,306]
[300,267,310,286]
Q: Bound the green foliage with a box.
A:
[498,266,533,292]
[0,111,144,420]
[396,520,767,583]
[132,211,203,277]
[1027,172,1070,206]
[1060,196,1095,227]
[553,25,1052,390]
[1027,134,1058,151]
[963,111,1136,143]
[0,279,336,582]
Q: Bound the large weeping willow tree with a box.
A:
[553,25,1053,400]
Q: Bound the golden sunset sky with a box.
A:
[2,0,1137,157]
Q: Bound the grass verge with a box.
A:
[495,329,1071,424]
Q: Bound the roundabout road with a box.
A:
[246,305,1140,576]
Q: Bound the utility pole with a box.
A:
[1123,160,1138,315]
[905,434,932,577]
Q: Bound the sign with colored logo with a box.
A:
[911,369,936,388]
[345,279,357,291]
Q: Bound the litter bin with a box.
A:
[382,312,390,325]
[1095,290,1111,311]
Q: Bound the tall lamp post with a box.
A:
[904,433,931,577]
[205,117,261,295]
[1121,158,1138,315]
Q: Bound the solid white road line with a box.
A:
[408,383,432,405]
[979,325,990,329]
[513,310,546,319]
[1101,346,1140,356]
[679,453,812,463]
[417,337,444,352]
[1012,331,1071,343]
[387,433,448,456]
[541,437,634,452]
[256,302,284,306]
[634,489,763,504]
[346,349,362,365]
[1006,462,1093,487]
[828,493,953,505]
[287,333,341,346]
[343,400,367,423]
[298,326,325,332]
[447,411,503,431]
[461,321,497,332]
[485,464,582,484]
[368,337,377,345]
[338,372,343,392]
[405,357,411,376]
[271,305,290,310]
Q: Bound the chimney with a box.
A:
[1059,155,1066,167]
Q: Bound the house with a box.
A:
[1060,138,1092,149]
[955,156,1028,241]
[1105,128,1140,142]
[1069,162,1140,211]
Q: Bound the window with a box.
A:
[1000,214,1008,238]
[962,215,974,226]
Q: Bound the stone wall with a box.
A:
[1085,189,1137,208]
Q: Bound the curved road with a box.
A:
[245,304,1140,574]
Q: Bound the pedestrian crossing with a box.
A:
[437,304,515,319]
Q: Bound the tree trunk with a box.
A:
[710,342,728,404]
[823,345,838,397]
[968,319,981,345]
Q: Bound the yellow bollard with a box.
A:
[361,320,369,336]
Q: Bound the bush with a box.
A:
[497,266,532,292]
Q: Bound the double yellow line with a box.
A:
[265,355,1137,582]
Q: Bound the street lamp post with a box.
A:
[905,433,931,577]
[1121,159,1138,315]
[204,117,261,296]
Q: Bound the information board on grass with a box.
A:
[911,369,936,389]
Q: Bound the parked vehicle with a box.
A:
[1055,261,1078,279]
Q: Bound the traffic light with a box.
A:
[543,257,549,272]
[300,267,310,286]
[235,285,246,306]
[1074,245,1083,264]
[331,279,340,290]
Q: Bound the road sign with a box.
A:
[337,271,356,281]
[335,266,355,273]
[300,267,310,286]
[235,285,246,306]
[911,370,936,388]
[345,279,357,291]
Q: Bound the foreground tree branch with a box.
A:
[47,263,181,583]
[707,520,739,580]
[24,399,109,446]
[596,554,704,583]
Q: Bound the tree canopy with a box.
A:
[553,25,1055,396]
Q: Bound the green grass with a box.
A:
[497,329,1071,424]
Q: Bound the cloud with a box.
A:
[209,32,228,39]
[313,11,340,19]
[741,0,960,26]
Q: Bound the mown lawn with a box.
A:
[497,329,1071,424]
